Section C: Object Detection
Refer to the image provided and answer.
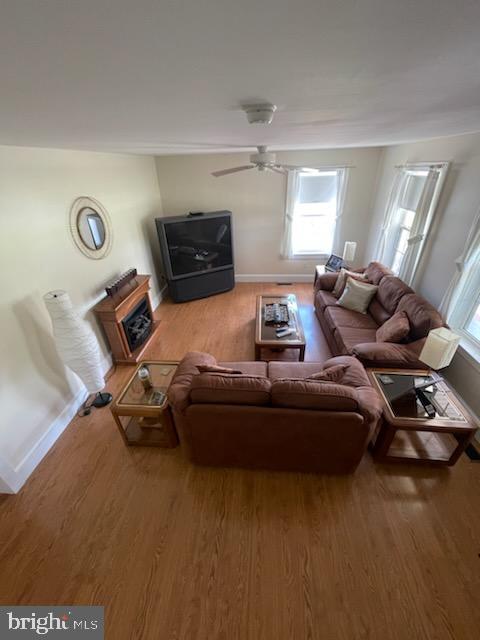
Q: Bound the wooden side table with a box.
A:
[368,369,478,466]
[111,361,179,447]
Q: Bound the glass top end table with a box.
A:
[111,361,179,447]
[369,369,478,466]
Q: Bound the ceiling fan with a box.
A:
[211,103,319,177]
[211,144,320,178]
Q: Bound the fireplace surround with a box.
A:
[93,274,161,364]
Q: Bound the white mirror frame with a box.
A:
[69,196,113,259]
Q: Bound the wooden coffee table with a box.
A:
[368,369,478,465]
[255,294,306,361]
[111,360,179,447]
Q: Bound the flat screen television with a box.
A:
[155,211,234,302]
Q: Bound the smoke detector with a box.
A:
[243,103,277,125]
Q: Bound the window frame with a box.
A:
[378,162,449,286]
[287,168,345,260]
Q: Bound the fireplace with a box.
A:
[93,274,161,364]
[122,297,152,352]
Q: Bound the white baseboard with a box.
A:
[151,283,168,309]
[0,287,170,496]
[1,352,113,495]
[235,274,314,283]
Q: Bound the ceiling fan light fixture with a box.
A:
[243,103,277,125]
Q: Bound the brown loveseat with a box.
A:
[168,351,383,474]
[314,261,445,369]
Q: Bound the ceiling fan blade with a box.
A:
[211,165,255,177]
[269,166,288,175]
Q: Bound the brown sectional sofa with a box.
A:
[314,261,445,369]
[168,351,383,474]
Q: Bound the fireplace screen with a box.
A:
[122,297,152,352]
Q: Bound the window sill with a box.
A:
[285,253,330,261]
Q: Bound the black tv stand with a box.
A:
[155,210,235,303]
[168,267,235,303]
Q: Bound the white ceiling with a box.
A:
[1,0,480,155]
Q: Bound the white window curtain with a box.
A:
[397,169,439,285]
[375,162,448,286]
[281,170,300,259]
[439,207,480,328]
[281,167,349,259]
[331,168,349,255]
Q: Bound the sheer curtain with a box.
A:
[440,207,480,326]
[375,168,405,263]
[331,168,349,255]
[397,169,439,285]
[375,163,448,285]
[281,170,300,259]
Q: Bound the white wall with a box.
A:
[0,146,163,490]
[366,132,480,420]
[155,148,382,279]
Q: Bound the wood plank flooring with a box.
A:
[1,284,479,639]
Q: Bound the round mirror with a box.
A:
[77,207,106,250]
[69,197,113,259]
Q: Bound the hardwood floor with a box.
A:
[1,284,479,639]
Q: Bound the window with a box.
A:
[440,210,480,361]
[390,207,416,274]
[282,169,348,259]
[377,163,449,286]
[465,299,480,343]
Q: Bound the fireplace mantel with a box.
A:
[93,274,161,365]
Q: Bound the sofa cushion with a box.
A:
[314,271,338,293]
[364,261,393,285]
[368,298,392,326]
[376,310,410,343]
[271,379,360,412]
[218,361,268,377]
[190,373,271,406]
[334,327,378,354]
[315,289,338,312]
[322,355,371,387]
[268,361,333,380]
[168,351,217,413]
[397,293,444,340]
[332,268,368,298]
[197,364,243,374]
[306,364,348,383]
[337,277,378,314]
[325,305,378,331]
[376,276,413,315]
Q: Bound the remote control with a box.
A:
[416,388,436,418]
[276,328,294,338]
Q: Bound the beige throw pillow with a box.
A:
[337,277,378,314]
[332,268,367,298]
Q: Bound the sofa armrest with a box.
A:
[168,351,217,413]
[352,339,426,369]
[314,271,339,293]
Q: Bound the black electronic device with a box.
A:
[415,388,436,418]
[155,211,234,302]
[325,254,344,272]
